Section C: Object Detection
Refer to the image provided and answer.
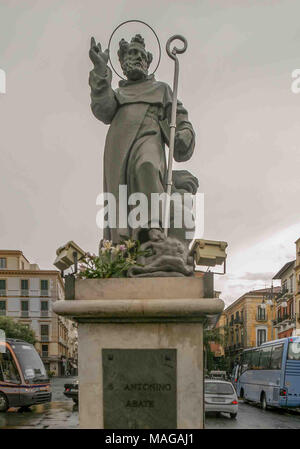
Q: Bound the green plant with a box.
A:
[77,239,149,279]
[0,316,36,344]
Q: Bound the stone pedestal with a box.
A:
[53,277,224,429]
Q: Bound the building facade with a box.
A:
[294,238,300,335]
[0,250,77,376]
[222,287,279,368]
[273,260,296,338]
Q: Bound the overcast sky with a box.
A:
[0,0,299,304]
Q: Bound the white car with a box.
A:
[205,379,238,419]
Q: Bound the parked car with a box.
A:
[64,380,79,404]
[204,379,238,419]
[209,370,228,380]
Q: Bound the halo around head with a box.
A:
[107,19,161,80]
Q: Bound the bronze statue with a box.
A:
[89,33,198,276]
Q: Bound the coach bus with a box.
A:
[236,336,300,409]
[0,338,51,412]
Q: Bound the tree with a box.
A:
[203,326,229,372]
[0,316,36,344]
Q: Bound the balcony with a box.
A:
[0,310,6,316]
[229,321,234,327]
[0,289,6,297]
[21,311,29,318]
[234,317,244,325]
[40,289,49,297]
[41,352,49,358]
[41,311,49,317]
[20,289,29,297]
[41,335,50,342]
[256,314,268,322]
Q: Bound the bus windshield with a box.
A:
[11,343,48,383]
[288,341,300,361]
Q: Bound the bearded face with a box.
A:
[121,45,149,81]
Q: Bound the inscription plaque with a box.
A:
[102,349,177,429]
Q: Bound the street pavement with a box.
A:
[205,400,300,429]
[1,377,300,429]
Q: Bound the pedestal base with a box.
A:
[53,277,224,429]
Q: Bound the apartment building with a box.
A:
[223,287,280,368]
[0,250,77,376]
[294,238,300,335]
[272,260,296,338]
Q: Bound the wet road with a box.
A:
[0,377,79,429]
[1,378,300,428]
[205,400,300,429]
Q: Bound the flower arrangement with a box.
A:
[77,239,148,279]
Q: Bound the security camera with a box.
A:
[53,241,86,271]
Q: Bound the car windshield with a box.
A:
[11,343,48,382]
[205,382,234,395]
[288,341,300,361]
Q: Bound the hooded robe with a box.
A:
[89,68,195,243]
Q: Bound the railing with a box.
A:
[276,288,288,299]
[229,321,234,326]
[21,311,29,317]
[41,335,49,342]
[41,352,49,358]
[0,289,6,297]
[20,289,29,297]
[256,314,268,321]
[0,310,6,316]
[40,289,49,297]
[41,311,49,317]
[234,317,244,324]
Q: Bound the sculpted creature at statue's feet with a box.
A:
[127,229,194,278]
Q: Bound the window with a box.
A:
[288,342,300,361]
[41,280,49,296]
[41,344,48,358]
[270,344,283,369]
[0,258,6,269]
[0,350,21,383]
[257,306,266,320]
[21,279,29,296]
[41,325,49,342]
[289,275,294,293]
[41,301,49,317]
[257,329,266,346]
[21,300,29,317]
[250,349,260,369]
[235,328,239,345]
[258,346,272,369]
[0,300,5,316]
[205,382,234,395]
[0,279,6,296]
[283,280,287,292]
[241,350,252,373]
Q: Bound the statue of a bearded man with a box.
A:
[89,34,198,276]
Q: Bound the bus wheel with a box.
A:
[260,393,267,411]
[0,393,9,412]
